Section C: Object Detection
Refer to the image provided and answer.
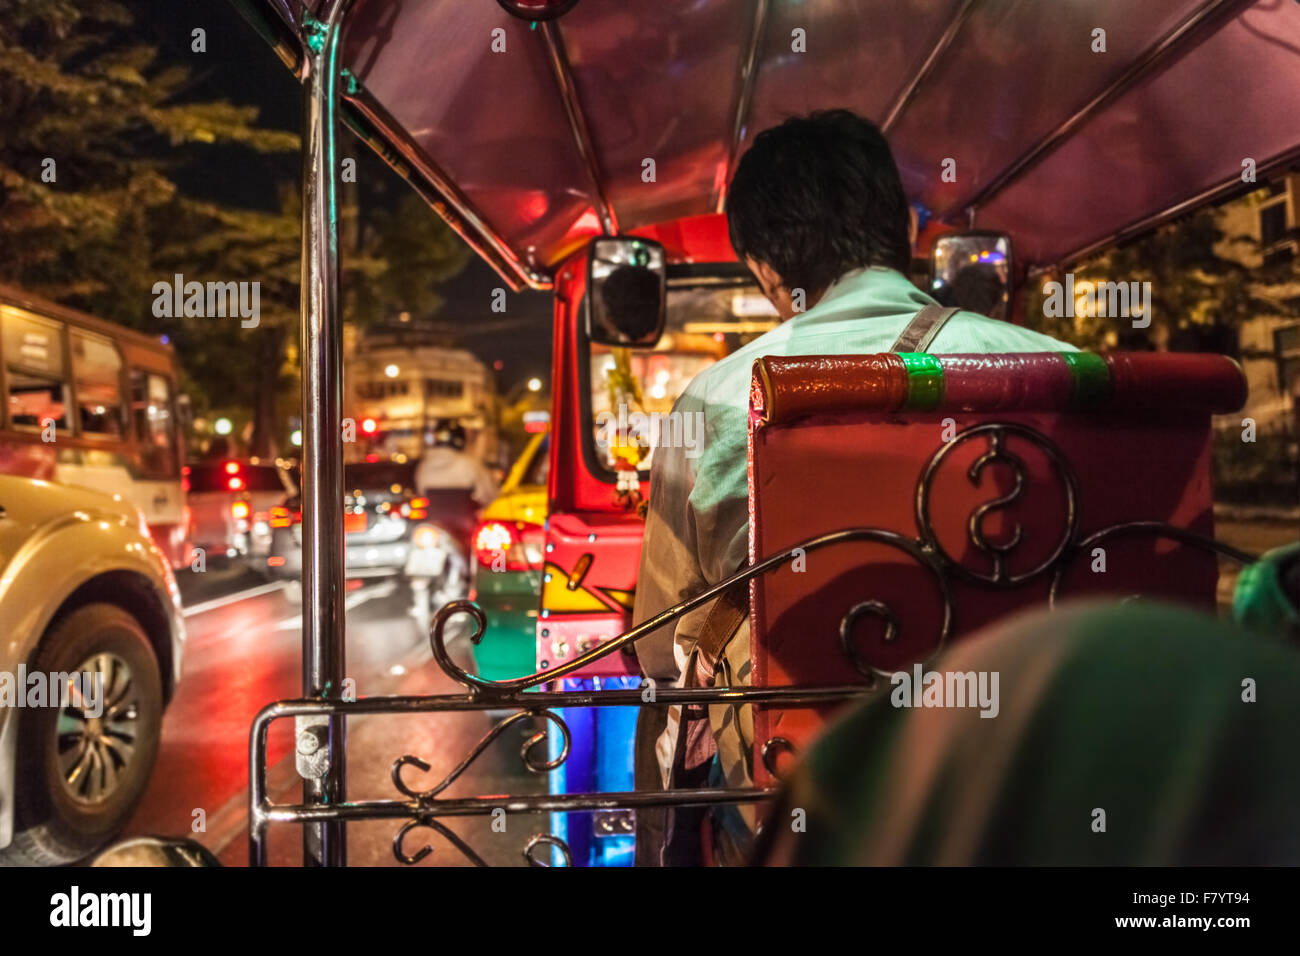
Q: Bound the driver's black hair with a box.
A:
[725,109,912,297]
[598,263,661,341]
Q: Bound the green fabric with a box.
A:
[897,352,944,410]
[1233,542,1300,636]
[759,600,1300,865]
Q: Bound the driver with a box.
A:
[414,419,498,542]
[631,109,1076,864]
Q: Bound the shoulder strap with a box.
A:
[686,304,955,681]
[890,304,959,353]
[687,578,748,688]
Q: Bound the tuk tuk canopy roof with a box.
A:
[242,0,1300,289]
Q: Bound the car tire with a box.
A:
[0,604,164,867]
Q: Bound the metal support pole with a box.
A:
[298,0,354,867]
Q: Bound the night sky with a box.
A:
[129,0,554,392]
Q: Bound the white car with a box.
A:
[0,476,185,865]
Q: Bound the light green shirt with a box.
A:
[634,266,1076,687]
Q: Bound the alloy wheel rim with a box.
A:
[55,652,140,805]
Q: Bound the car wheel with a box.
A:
[1,604,164,867]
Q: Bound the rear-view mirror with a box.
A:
[930,232,1013,320]
[586,237,666,349]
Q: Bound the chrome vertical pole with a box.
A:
[298,0,353,867]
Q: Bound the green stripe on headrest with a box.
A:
[897,352,944,410]
[1062,352,1110,408]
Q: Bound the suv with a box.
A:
[185,458,294,567]
[0,476,185,865]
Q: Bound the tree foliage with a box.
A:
[1026,201,1300,353]
[0,0,472,455]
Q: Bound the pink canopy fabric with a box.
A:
[238,0,1300,288]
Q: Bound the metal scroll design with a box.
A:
[916,422,1079,587]
[249,421,1258,866]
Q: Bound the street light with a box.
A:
[385,364,400,378]
[527,377,543,392]
[214,417,233,436]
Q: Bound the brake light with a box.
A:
[405,496,428,520]
[224,461,241,475]
[270,505,300,528]
[231,500,250,520]
[412,524,440,550]
[228,476,244,491]
[473,520,544,571]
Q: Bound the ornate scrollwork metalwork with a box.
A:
[435,526,953,694]
[916,422,1079,587]
[391,708,571,802]
[761,737,797,782]
[523,834,572,867]
[393,817,490,867]
[839,601,894,682]
[249,420,1261,867]
[1049,519,1257,606]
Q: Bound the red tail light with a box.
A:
[231,500,251,521]
[224,461,241,475]
[270,505,301,528]
[473,520,544,571]
[227,476,244,491]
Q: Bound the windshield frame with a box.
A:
[578,261,767,486]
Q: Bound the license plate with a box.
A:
[344,512,367,534]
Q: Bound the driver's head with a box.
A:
[598,263,661,342]
[726,110,912,319]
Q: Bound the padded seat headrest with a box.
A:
[750,352,1247,425]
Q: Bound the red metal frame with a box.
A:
[538,214,741,673]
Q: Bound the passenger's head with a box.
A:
[726,110,913,319]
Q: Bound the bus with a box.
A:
[0,283,190,567]
[347,332,498,465]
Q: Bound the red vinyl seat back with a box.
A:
[746,352,1248,786]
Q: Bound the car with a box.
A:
[468,432,547,681]
[265,459,467,614]
[185,458,293,567]
[0,476,185,865]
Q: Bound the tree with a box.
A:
[0,0,299,309]
[1025,203,1300,352]
[0,0,474,457]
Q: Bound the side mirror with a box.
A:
[91,836,220,867]
[929,232,1013,320]
[585,237,666,349]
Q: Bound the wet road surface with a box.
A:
[123,566,547,866]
